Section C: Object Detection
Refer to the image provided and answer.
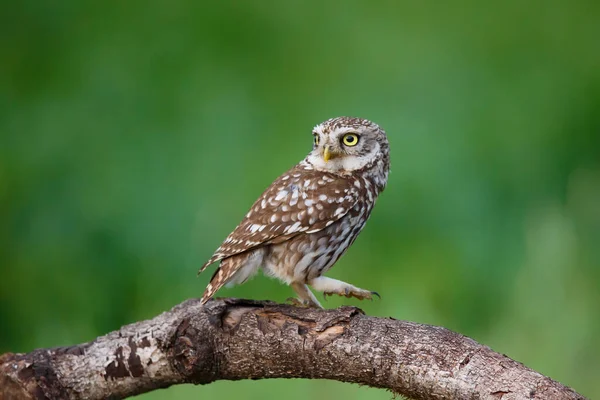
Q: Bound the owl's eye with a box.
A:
[342,133,359,147]
[313,135,320,146]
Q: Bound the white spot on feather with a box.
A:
[285,221,302,233]
[249,224,265,233]
[275,190,288,201]
[290,189,299,206]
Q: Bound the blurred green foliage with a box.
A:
[1,1,600,398]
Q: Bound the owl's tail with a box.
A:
[197,254,220,276]
[200,257,241,305]
[201,268,224,304]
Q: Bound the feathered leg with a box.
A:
[290,282,322,308]
[309,276,379,301]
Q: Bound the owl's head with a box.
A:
[306,117,390,175]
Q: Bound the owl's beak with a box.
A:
[323,145,332,163]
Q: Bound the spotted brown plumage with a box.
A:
[199,116,390,307]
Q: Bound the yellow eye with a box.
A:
[342,133,359,146]
[313,135,319,146]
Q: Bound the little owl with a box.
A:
[199,116,390,308]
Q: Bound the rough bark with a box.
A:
[0,298,586,400]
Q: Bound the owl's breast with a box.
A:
[263,183,376,284]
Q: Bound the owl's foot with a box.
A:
[310,276,380,302]
[323,288,379,301]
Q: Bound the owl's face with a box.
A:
[305,117,389,174]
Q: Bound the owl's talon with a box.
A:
[344,289,379,301]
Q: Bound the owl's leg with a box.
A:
[309,276,379,301]
[290,282,323,308]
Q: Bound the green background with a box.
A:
[2,1,599,398]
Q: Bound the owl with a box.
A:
[199,116,390,308]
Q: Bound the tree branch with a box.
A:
[0,298,586,400]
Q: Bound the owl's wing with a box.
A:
[199,166,360,273]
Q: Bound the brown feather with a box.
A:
[198,164,360,274]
